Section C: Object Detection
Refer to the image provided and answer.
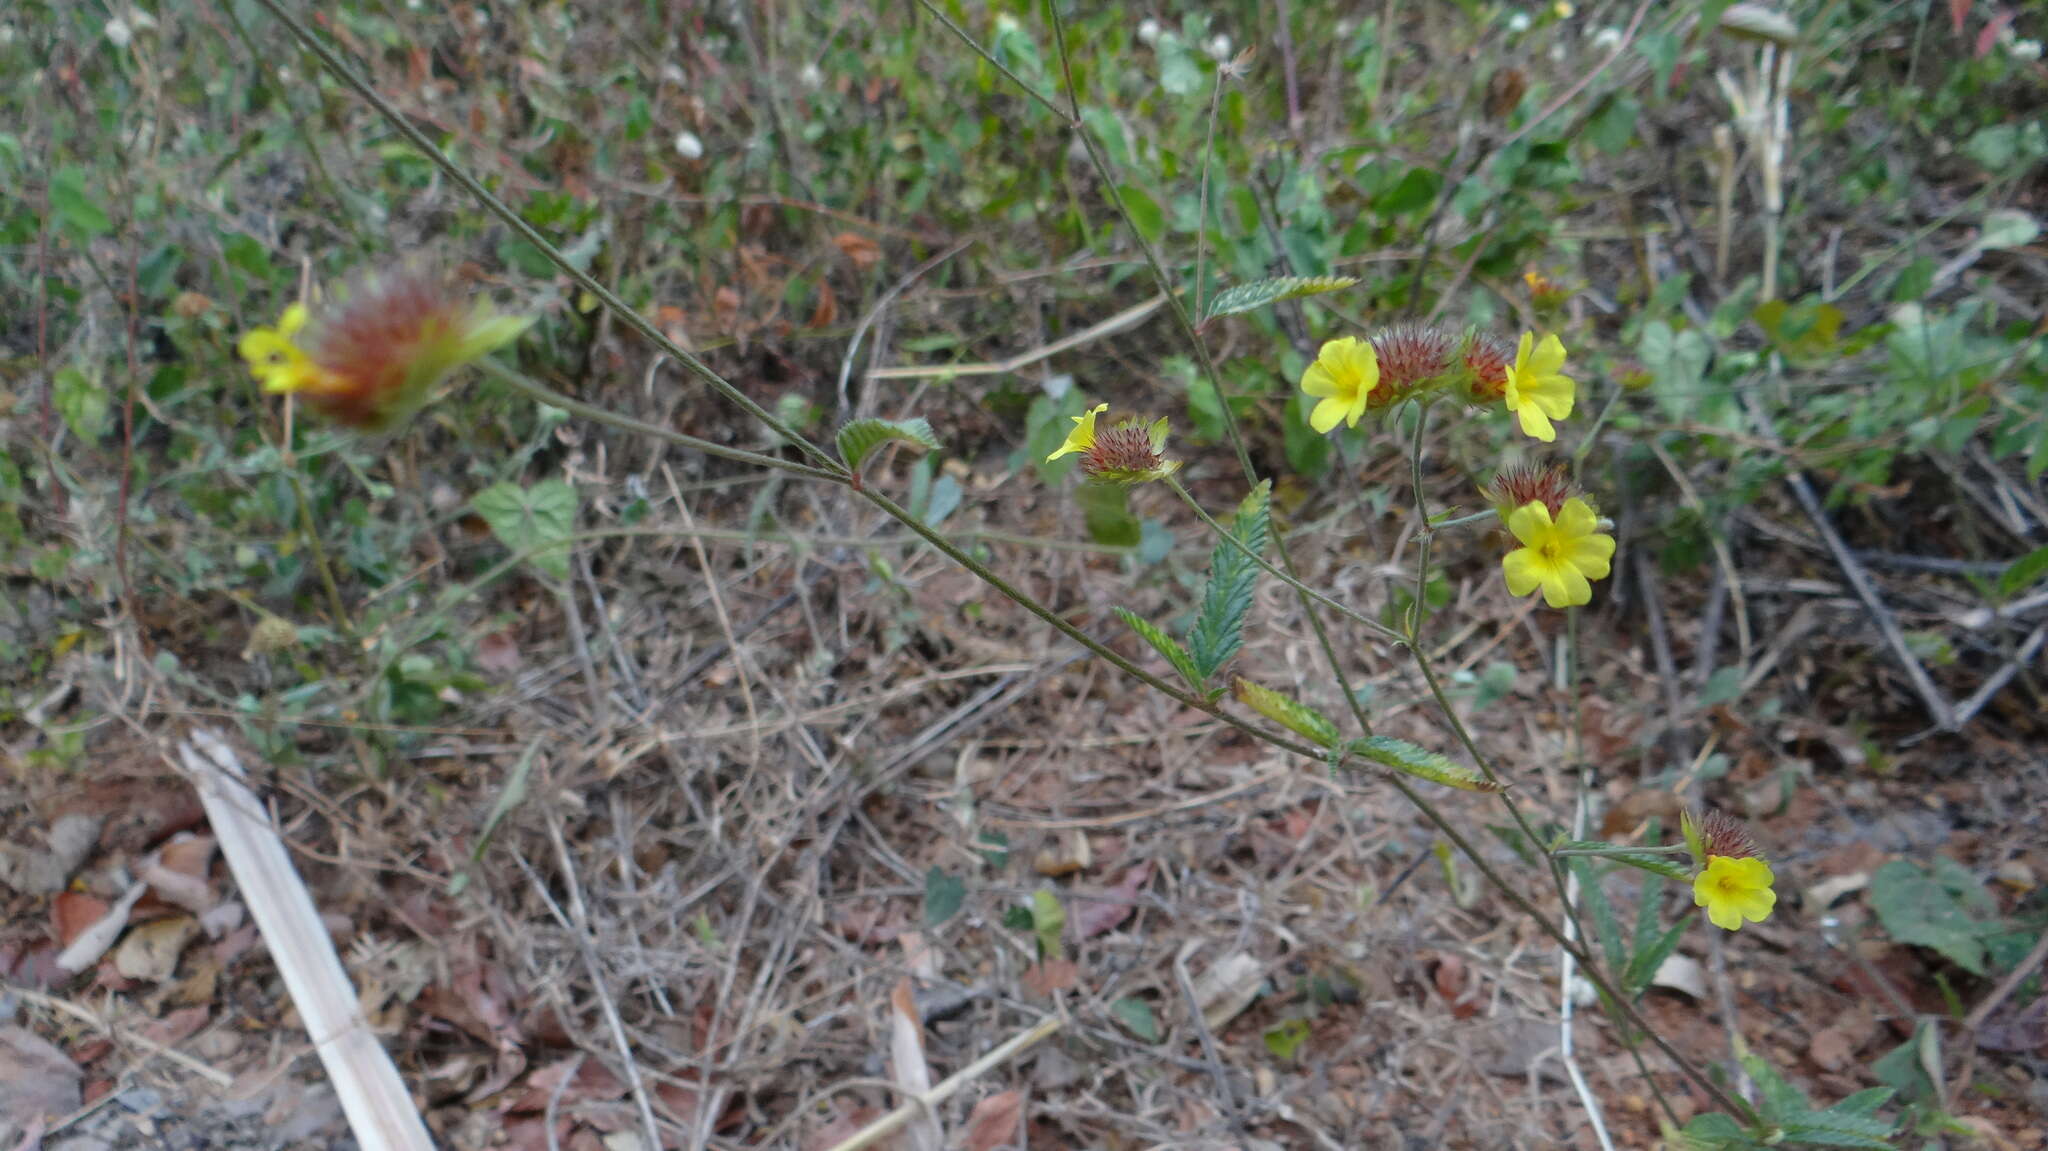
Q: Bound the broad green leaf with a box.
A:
[1332,736,1502,792]
[1676,1112,1752,1148]
[1031,888,1066,961]
[1623,916,1691,999]
[1232,678,1340,748]
[54,367,109,441]
[50,167,112,238]
[1200,275,1359,324]
[1117,183,1166,246]
[1263,1018,1310,1060]
[1187,482,1270,683]
[1115,607,1204,694]
[1974,209,2040,253]
[1375,167,1441,215]
[836,417,940,471]
[473,479,578,579]
[1111,996,1159,1042]
[1998,544,2048,598]
[1825,1088,1894,1118]
[1869,859,1991,974]
[924,866,966,927]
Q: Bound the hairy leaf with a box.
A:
[473,479,579,579]
[1773,1111,1896,1149]
[1201,275,1359,324]
[1232,678,1340,748]
[1187,481,1271,683]
[1115,607,1204,694]
[1332,736,1502,792]
[1552,840,1694,880]
[836,417,940,471]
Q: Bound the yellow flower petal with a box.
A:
[1502,548,1544,597]
[1505,500,1553,548]
[1048,403,1108,461]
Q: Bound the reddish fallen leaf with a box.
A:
[1077,862,1153,939]
[832,232,882,270]
[52,892,110,948]
[1431,954,1482,1020]
[0,1026,83,1123]
[1020,958,1079,997]
[1975,9,2017,57]
[803,1103,883,1151]
[712,286,742,333]
[476,629,523,674]
[506,1058,627,1113]
[139,1006,209,1047]
[960,1089,1025,1151]
[807,282,838,329]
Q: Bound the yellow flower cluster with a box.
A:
[1294,328,1578,443]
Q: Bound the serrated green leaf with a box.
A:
[1115,607,1204,693]
[924,866,966,927]
[1775,1110,1896,1148]
[1200,275,1359,324]
[1998,544,2048,598]
[1553,841,1694,880]
[1111,996,1160,1042]
[1740,1050,1812,1122]
[1333,736,1502,792]
[54,367,109,441]
[1575,858,1627,983]
[473,479,579,579]
[836,417,940,471]
[1623,916,1691,1000]
[1232,678,1340,748]
[1825,1088,1894,1119]
[1187,482,1270,683]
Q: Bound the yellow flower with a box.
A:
[236,268,531,430]
[237,304,343,397]
[1693,855,1777,931]
[1300,337,1380,434]
[1501,497,1614,607]
[1047,402,1109,461]
[1503,331,1575,442]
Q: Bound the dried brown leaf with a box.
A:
[0,1026,83,1124]
[1076,862,1152,939]
[113,915,199,983]
[959,1089,1024,1151]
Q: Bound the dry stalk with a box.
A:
[175,730,433,1151]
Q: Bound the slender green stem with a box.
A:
[248,0,847,476]
[1192,65,1226,321]
[1165,477,1404,644]
[479,360,847,484]
[286,464,350,630]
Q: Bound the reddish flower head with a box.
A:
[239,266,530,430]
[1459,332,1516,403]
[1483,464,1585,520]
[1370,325,1458,404]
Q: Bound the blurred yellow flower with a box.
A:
[1047,402,1109,461]
[1300,337,1379,433]
[238,268,530,430]
[1501,496,1613,607]
[1503,331,1575,442]
[1693,855,1776,931]
[238,304,341,397]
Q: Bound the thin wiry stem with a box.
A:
[479,359,848,484]
[1193,64,1227,321]
[1166,477,1404,644]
